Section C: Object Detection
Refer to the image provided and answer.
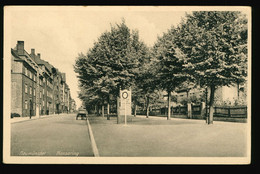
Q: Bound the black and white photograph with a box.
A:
[3,6,251,164]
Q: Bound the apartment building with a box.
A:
[11,41,75,117]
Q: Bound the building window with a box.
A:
[25,84,28,93]
[30,87,32,95]
[40,91,42,98]
[24,67,27,76]
[25,100,28,109]
[29,70,31,78]
[33,88,36,96]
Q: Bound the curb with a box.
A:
[135,115,247,123]
[11,113,72,124]
[86,118,100,157]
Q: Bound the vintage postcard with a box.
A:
[3,6,251,164]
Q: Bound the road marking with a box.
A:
[86,118,100,157]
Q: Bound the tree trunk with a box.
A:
[205,87,208,123]
[102,104,104,117]
[237,81,240,100]
[107,97,110,120]
[99,105,101,116]
[208,85,215,124]
[146,96,150,118]
[134,102,137,117]
[107,103,110,115]
[187,90,192,119]
[167,91,171,120]
[106,94,110,119]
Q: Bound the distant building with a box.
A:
[11,41,38,117]
[213,83,247,106]
[30,50,54,115]
[175,87,203,105]
[70,99,77,113]
[175,84,247,106]
[11,41,75,117]
[52,70,63,114]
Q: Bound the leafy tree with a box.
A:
[153,28,187,120]
[176,11,248,124]
[74,20,149,117]
[134,51,160,118]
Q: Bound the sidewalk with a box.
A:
[135,114,247,123]
[10,113,73,123]
[88,115,248,157]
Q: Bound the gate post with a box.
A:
[187,103,192,119]
[201,102,205,118]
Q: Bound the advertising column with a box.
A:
[117,88,133,124]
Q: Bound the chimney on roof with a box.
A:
[31,49,35,55]
[30,49,35,59]
[37,53,41,59]
[17,41,24,55]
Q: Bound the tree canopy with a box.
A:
[175,11,248,123]
[176,11,248,88]
[74,12,248,123]
[74,20,149,112]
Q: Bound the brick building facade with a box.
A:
[11,41,75,117]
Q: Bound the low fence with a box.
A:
[213,106,247,118]
[136,105,247,118]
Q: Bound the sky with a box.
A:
[5,6,250,108]
[5,6,189,108]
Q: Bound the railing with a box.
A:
[192,105,201,115]
[213,106,247,118]
[137,105,247,118]
[172,106,188,115]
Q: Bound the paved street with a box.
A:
[11,114,93,156]
[11,114,248,157]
